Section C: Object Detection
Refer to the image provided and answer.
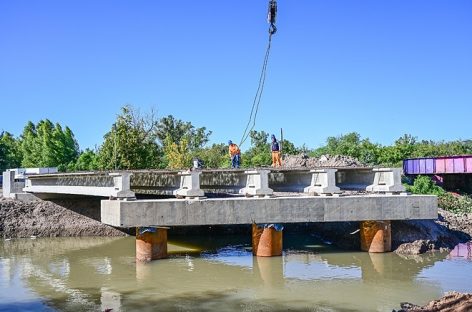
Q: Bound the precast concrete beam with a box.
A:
[100,194,438,227]
[304,169,341,195]
[24,172,135,199]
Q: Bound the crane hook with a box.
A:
[267,0,277,35]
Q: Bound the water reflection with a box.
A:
[448,242,472,259]
[1,237,471,311]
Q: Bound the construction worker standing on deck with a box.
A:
[271,134,282,167]
[228,140,241,169]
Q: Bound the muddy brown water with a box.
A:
[1,235,471,312]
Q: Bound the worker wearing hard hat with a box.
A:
[271,134,282,167]
[228,140,241,169]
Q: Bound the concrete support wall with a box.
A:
[2,170,25,198]
[2,170,15,198]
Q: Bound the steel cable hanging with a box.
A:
[239,0,277,147]
[239,32,273,147]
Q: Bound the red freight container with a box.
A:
[435,158,446,173]
[453,157,465,173]
[445,159,454,173]
[466,157,472,173]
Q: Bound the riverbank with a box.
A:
[395,292,472,311]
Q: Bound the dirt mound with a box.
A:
[396,292,472,312]
[392,207,471,255]
[0,197,126,238]
[283,154,367,168]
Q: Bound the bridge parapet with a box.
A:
[21,167,406,198]
[24,172,135,199]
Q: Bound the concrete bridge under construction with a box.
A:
[4,167,438,261]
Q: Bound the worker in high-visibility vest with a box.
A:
[271,134,282,167]
[228,140,241,169]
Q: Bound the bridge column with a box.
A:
[136,227,168,262]
[360,221,391,253]
[252,223,283,257]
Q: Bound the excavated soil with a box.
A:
[395,292,472,312]
[0,197,126,238]
[283,154,368,168]
[393,208,472,255]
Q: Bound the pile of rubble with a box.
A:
[283,154,367,168]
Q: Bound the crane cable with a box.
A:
[239,0,277,147]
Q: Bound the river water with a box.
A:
[1,235,471,312]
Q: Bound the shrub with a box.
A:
[405,175,445,196]
[438,193,472,215]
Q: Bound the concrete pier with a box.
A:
[252,224,283,257]
[135,227,168,262]
[360,221,392,253]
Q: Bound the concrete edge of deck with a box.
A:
[101,195,438,227]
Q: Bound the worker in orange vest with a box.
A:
[271,134,282,167]
[228,140,241,168]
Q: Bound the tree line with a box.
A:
[1,105,471,172]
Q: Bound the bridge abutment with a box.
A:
[360,220,392,253]
[136,227,168,262]
[252,223,283,257]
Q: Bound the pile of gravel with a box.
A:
[283,154,367,168]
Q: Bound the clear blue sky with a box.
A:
[1,0,471,150]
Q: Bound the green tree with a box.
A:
[280,139,300,155]
[310,132,380,165]
[157,115,211,151]
[97,105,163,170]
[242,130,272,167]
[19,120,79,169]
[68,149,99,171]
[0,131,22,171]
[0,140,6,171]
[163,135,193,169]
[193,143,228,168]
